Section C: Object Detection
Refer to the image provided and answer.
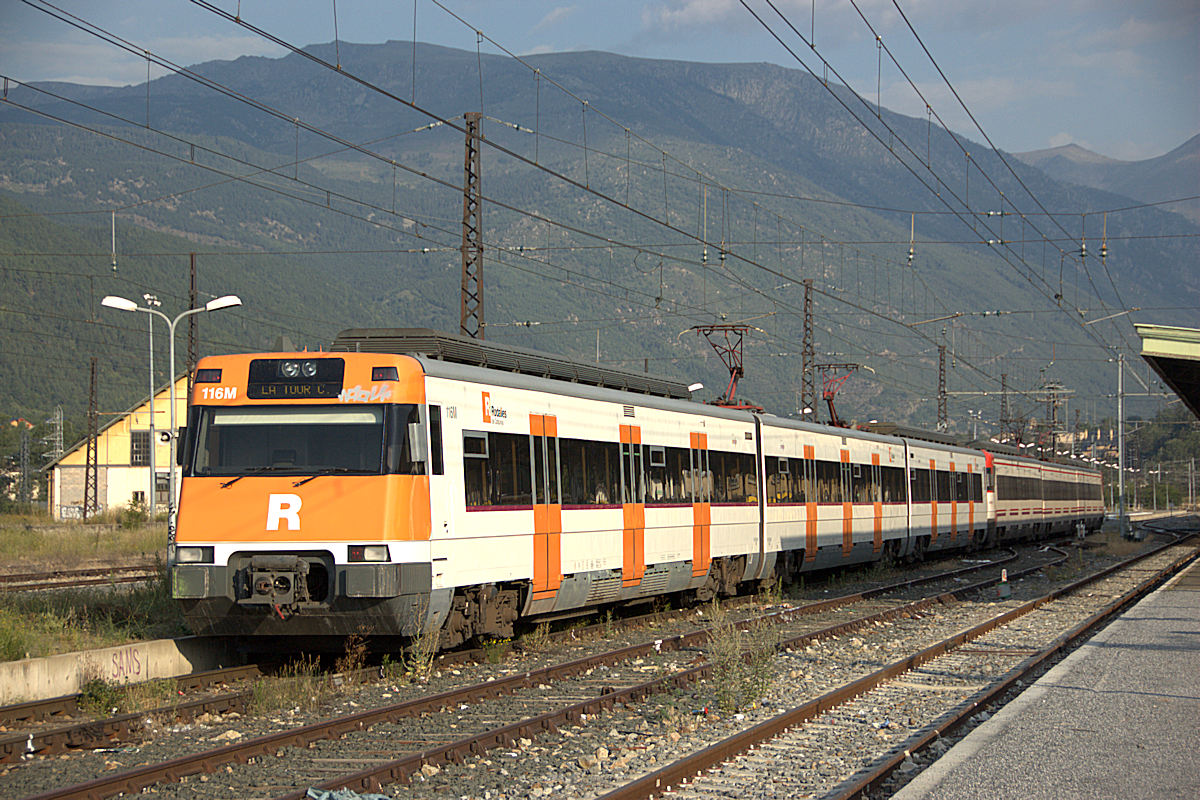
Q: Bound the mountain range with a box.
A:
[1015,136,1200,226]
[0,41,1196,442]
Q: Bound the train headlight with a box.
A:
[176,546,214,564]
[348,544,390,562]
[280,361,300,378]
[301,360,319,378]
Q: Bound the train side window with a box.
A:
[646,445,689,504]
[766,456,790,504]
[428,405,444,476]
[490,432,532,507]
[463,431,489,507]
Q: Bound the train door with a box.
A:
[426,403,450,543]
[690,432,711,578]
[949,460,958,542]
[871,454,883,553]
[840,449,853,556]
[531,414,562,601]
[803,445,816,563]
[620,424,645,588]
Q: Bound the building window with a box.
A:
[131,430,151,466]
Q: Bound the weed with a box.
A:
[481,636,510,664]
[78,678,126,717]
[379,653,405,682]
[522,622,552,652]
[334,632,368,684]
[756,578,784,607]
[249,656,331,715]
[704,601,780,714]
[403,622,440,683]
[603,608,615,636]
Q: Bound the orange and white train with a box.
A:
[171,329,1104,646]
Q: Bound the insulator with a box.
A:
[1100,244,1108,259]
[702,249,708,264]
[1080,243,1087,258]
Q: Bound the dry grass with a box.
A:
[248,656,336,715]
[1088,526,1146,558]
[0,513,165,572]
[78,676,178,718]
[0,567,186,661]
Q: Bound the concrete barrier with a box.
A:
[0,637,239,704]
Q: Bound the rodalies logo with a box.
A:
[481,391,507,424]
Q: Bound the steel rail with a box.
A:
[828,523,1199,800]
[0,664,266,763]
[593,533,1198,800]
[282,553,1051,799]
[22,549,1037,800]
[0,565,160,593]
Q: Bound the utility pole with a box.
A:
[999,372,1011,441]
[1117,353,1128,539]
[937,345,947,432]
[84,357,99,520]
[460,111,484,339]
[187,253,198,396]
[801,279,816,420]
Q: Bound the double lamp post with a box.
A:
[101,293,241,559]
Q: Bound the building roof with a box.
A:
[1134,324,1200,420]
[48,375,189,470]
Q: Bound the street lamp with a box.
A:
[142,294,161,518]
[102,293,242,560]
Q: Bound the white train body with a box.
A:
[172,333,1105,644]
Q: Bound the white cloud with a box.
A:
[640,0,741,32]
[532,6,579,33]
[0,34,283,87]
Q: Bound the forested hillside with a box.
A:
[1,41,1196,462]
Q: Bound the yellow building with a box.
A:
[47,376,189,519]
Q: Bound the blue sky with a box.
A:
[2,0,1197,160]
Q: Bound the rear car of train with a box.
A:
[171,352,436,638]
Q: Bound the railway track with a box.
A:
[0,565,160,593]
[592,523,1197,800]
[1,545,1070,799]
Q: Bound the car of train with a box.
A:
[171,329,1105,646]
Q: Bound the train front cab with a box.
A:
[171,351,439,639]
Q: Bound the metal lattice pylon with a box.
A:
[83,357,100,520]
[801,279,817,417]
[460,112,485,339]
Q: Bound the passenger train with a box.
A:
[172,329,1104,647]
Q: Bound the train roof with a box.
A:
[331,328,694,400]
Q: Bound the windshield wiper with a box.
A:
[218,466,282,489]
[292,467,375,487]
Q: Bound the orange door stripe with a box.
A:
[929,458,938,544]
[622,424,644,587]
[842,501,853,556]
[531,414,562,600]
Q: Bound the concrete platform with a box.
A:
[893,555,1200,800]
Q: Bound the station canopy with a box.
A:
[1135,324,1200,420]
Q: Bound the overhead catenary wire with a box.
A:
[10,0,1164,420]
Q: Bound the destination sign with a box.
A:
[246,358,345,400]
[248,381,343,399]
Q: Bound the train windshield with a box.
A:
[189,405,398,477]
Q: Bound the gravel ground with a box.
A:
[0,537,1151,800]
